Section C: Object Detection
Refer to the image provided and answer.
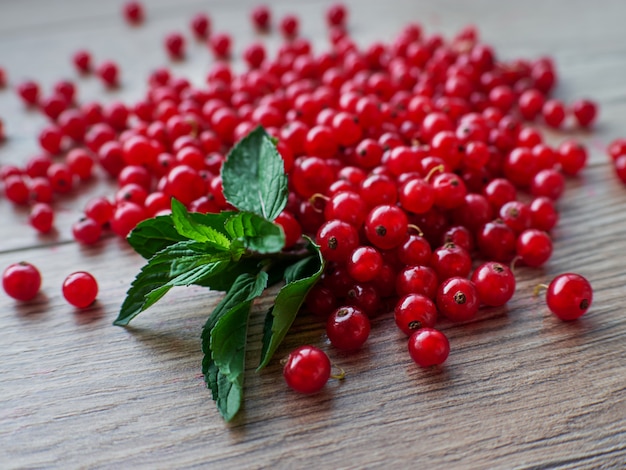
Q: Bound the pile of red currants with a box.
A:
[0,2,602,394]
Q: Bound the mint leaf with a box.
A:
[114,241,230,326]
[225,211,285,254]
[170,199,231,250]
[257,240,324,370]
[221,126,288,221]
[210,302,251,421]
[143,260,230,311]
[127,214,187,259]
[201,272,268,420]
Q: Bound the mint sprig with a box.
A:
[114,126,324,422]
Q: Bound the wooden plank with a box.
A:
[1,0,626,468]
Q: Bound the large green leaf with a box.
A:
[221,126,288,221]
[257,241,324,370]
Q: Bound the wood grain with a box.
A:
[1,0,626,468]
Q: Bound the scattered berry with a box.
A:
[544,273,593,321]
[2,262,42,301]
[408,328,450,367]
[62,271,98,308]
[283,345,331,394]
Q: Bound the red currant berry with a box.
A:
[326,306,370,350]
[530,169,565,200]
[110,202,146,238]
[316,219,359,263]
[396,265,438,299]
[607,138,626,161]
[516,229,552,268]
[283,345,331,394]
[72,218,103,245]
[191,12,211,38]
[557,140,587,176]
[84,197,114,225]
[436,277,479,322]
[542,99,565,128]
[2,262,42,301]
[394,294,438,336]
[305,284,337,318]
[29,203,54,233]
[4,175,30,205]
[498,200,530,234]
[62,271,98,308]
[408,328,450,367]
[571,99,597,128]
[73,50,92,73]
[431,172,467,210]
[477,220,517,263]
[97,61,120,88]
[280,14,299,39]
[347,246,383,283]
[430,243,472,281]
[529,196,559,232]
[364,204,408,250]
[251,5,271,31]
[545,273,593,321]
[123,1,144,24]
[397,234,432,266]
[165,32,186,60]
[324,191,367,227]
[470,262,515,307]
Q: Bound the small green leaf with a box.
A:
[257,240,324,370]
[201,272,268,420]
[127,214,188,259]
[170,199,231,250]
[114,241,231,326]
[221,126,288,221]
[143,260,229,311]
[224,211,285,254]
[210,302,251,421]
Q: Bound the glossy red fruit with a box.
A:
[516,229,553,267]
[436,277,479,322]
[545,273,593,320]
[326,306,370,350]
[408,328,450,367]
[62,271,98,308]
[470,262,515,307]
[29,203,55,233]
[2,262,42,301]
[394,294,438,336]
[283,345,331,394]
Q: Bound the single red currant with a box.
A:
[408,328,450,367]
[545,273,593,321]
[2,262,42,301]
[364,204,408,250]
[470,262,515,307]
[436,277,479,322]
[516,229,553,267]
[283,345,331,394]
[394,294,438,336]
[62,271,98,308]
[29,203,55,234]
[326,306,370,350]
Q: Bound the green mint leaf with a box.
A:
[221,126,288,221]
[224,211,285,254]
[201,272,268,420]
[114,241,229,326]
[170,199,231,250]
[127,214,188,259]
[143,260,230,312]
[210,302,251,421]
[257,240,324,370]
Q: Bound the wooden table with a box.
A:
[1,0,626,468]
